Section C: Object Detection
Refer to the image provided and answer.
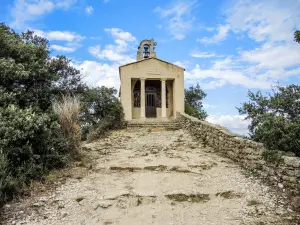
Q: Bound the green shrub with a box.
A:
[185,104,208,120]
[185,104,197,115]
[261,150,283,164]
[80,86,125,141]
[0,153,17,205]
[0,23,85,205]
[184,84,207,120]
[237,85,300,156]
[0,105,69,203]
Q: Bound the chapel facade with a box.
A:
[119,39,185,121]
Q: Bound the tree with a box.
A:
[237,85,300,156]
[184,84,208,120]
[0,26,86,111]
[295,30,300,43]
[0,23,85,204]
[80,86,124,140]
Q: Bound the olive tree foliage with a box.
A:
[237,85,300,156]
[0,27,85,110]
[184,84,208,120]
[0,23,124,205]
[237,32,300,156]
[0,23,86,204]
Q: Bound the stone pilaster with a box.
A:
[140,78,146,119]
[161,78,167,119]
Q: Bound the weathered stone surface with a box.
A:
[283,156,300,168]
[291,196,300,211]
[244,148,254,154]
[94,201,113,210]
[177,113,300,196]
[2,127,296,225]
[285,169,296,177]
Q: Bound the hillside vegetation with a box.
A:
[237,32,300,157]
[0,24,124,205]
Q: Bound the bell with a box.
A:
[143,46,150,58]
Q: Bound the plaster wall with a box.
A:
[132,107,140,119]
[120,58,184,121]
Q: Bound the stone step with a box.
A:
[127,121,181,129]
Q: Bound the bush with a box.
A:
[184,84,207,120]
[80,86,125,141]
[237,85,300,156]
[0,153,16,205]
[0,105,69,204]
[0,23,86,205]
[0,23,125,206]
[53,95,81,152]
[261,150,283,164]
[185,104,208,120]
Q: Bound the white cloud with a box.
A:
[198,24,230,44]
[10,0,77,29]
[190,51,216,58]
[227,0,300,43]
[55,0,76,9]
[73,60,120,90]
[85,6,94,15]
[227,0,300,84]
[89,45,134,64]
[211,57,241,70]
[240,42,300,70]
[51,45,76,53]
[11,0,54,28]
[34,29,84,52]
[104,28,136,42]
[34,30,84,42]
[207,114,250,135]
[185,49,300,89]
[154,1,197,40]
[190,0,300,89]
[173,60,192,69]
[173,61,185,68]
[89,28,136,64]
[185,63,273,89]
[202,103,216,109]
[206,27,214,32]
[84,28,137,90]
[198,0,300,45]
[103,0,110,3]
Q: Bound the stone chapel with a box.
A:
[119,39,185,121]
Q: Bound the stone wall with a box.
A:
[177,113,300,195]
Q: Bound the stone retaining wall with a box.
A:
[177,113,300,195]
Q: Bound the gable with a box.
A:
[119,57,185,71]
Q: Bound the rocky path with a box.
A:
[2,128,294,225]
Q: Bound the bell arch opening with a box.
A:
[133,80,141,107]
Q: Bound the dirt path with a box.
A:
[2,128,295,225]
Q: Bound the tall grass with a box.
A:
[52,95,81,152]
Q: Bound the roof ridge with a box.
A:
[119,57,185,70]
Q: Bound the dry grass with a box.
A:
[247,199,261,206]
[165,194,210,203]
[52,95,81,152]
[215,191,243,199]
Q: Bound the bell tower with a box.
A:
[137,39,157,61]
